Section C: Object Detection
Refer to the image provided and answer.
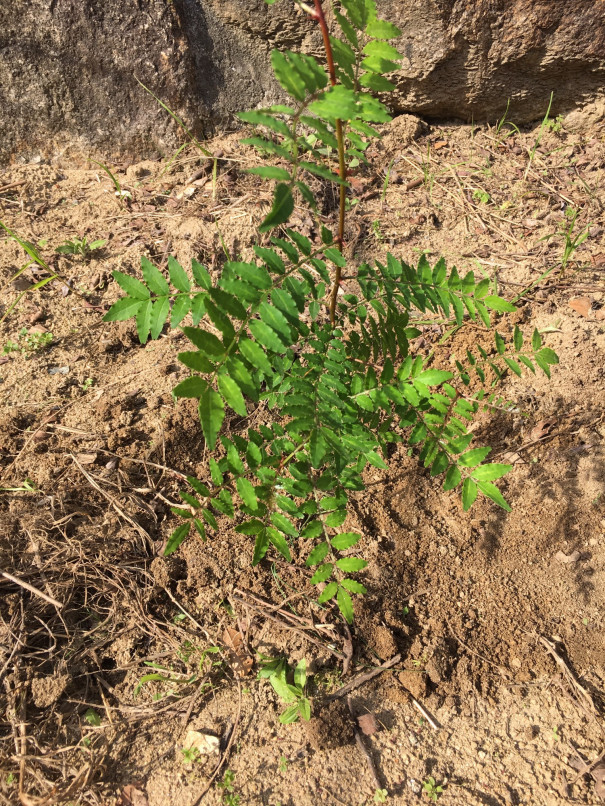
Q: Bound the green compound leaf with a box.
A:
[218,374,248,417]
[252,529,270,565]
[173,376,209,399]
[340,578,367,594]
[112,269,150,300]
[164,523,191,556]
[247,166,292,181]
[337,586,354,624]
[365,18,401,38]
[135,299,152,344]
[103,296,143,322]
[141,257,170,295]
[167,256,191,292]
[198,387,225,450]
[267,527,292,561]
[484,295,517,313]
[477,480,512,511]
[306,542,330,567]
[443,465,461,491]
[236,477,258,510]
[471,463,512,482]
[259,183,294,233]
[150,297,169,339]
[461,477,478,511]
[310,563,333,584]
[331,532,362,550]
[271,512,298,537]
[458,447,491,468]
[335,557,368,572]
[317,581,338,604]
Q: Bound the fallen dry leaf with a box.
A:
[529,418,557,442]
[569,296,592,317]
[117,784,149,806]
[223,626,253,676]
[357,712,378,735]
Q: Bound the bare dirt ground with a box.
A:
[1,101,604,806]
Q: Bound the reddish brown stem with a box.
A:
[313,0,347,326]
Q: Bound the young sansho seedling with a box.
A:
[104,0,558,623]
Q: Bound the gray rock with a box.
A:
[1,0,603,165]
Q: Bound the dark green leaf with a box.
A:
[461,477,478,511]
[337,586,354,623]
[531,328,542,350]
[183,327,225,356]
[471,464,512,482]
[458,447,491,467]
[484,295,517,313]
[247,166,292,181]
[140,257,170,295]
[164,523,190,556]
[477,480,512,511]
[443,464,461,491]
[271,512,298,537]
[173,376,208,398]
[135,299,152,343]
[171,295,191,327]
[306,542,330,566]
[331,532,361,550]
[252,529,270,565]
[103,297,143,322]
[218,374,248,417]
[177,351,215,373]
[191,260,211,289]
[317,581,338,604]
[198,387,225,450]
[150,297,169,339]
[236,519,264,535]
[259,183,294,232]
[267,527,292,561]
[167,256,190,292]
[310,563,333,584]
[335,557,367,572]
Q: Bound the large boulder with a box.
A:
[0,0,603,165]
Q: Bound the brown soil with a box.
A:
[1,103,604,806]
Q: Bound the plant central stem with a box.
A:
[313,0,346,326]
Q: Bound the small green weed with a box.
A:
[279,755,288,772]
[217,769,240,806]
[472,188,490,205]
[56,236,107,259]
[422,776,445,802]
[494,100,520,144]
[524,92,554,180]
[541,207,590,274]
[258,656,311,723]
[81,377,94,392]
[181,746,201,763]
[3,327,53,356]
[545,114,564,134]
[374,788,389,803]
